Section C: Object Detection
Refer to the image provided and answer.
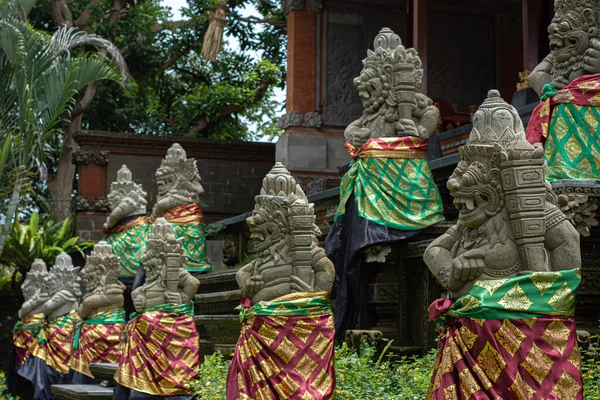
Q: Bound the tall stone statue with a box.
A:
[11,260,49,389]
[227,163,336,400]
[115,218,200,399]
[152,143,211,273]
[424,90,583,399]
[527,0,600,181]
[69,241,126,383]
[344,27,439,148]
[326,27,444,341]
[103,165,149,279]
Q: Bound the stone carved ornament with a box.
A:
[344,28,440,149]
[424,90,581,298]
[236,162,335,303]
[80,241,126,319]
[106,165,148,229]
[18,259,50,319]
[153,143,204,217]
[42,253,83,321]
[529,0,600,94]
[131,218,200,312]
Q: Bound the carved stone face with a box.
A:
[156,168,176,197]
[246,200,283,253]
[354,67,384,112]
[107,188,124,209]
[82,269,101,291]
[447,160,502,229]
[143,254,163,283]
[548,7,593,63]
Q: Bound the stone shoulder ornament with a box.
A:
[42,253,83,321]
[80,241,126,319]
[131,217,200,312]
[528,0,600,94]
[106,165,148,229]
[344,27,440,149]
[423,90,581,298]
[236,162,335,303]
[19,259,50,319]
[153,143,204,216]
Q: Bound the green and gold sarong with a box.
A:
[103,215,149,278]
[44,311,80,375]
[156,203,211,273]
[428,269,582,399]
[335,137,444,230]
[526,74,600,181]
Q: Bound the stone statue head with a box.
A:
[155,143,204,205]
[21,259,48,301]
[448,90,539,229]
[82,241,123,295]
[246,163,320,253]
[46,252,83,298]
[548,0,600,79]
[107,165,147,215]
[142,217,185,284]
[354,28,423,118]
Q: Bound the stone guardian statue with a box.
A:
[114,218,200,399]
[424,90,583,399]
[226,163,336,400]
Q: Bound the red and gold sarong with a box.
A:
[44,310,79,374]
[115,302,199,396]
[154,203,211,273]
[69,308,125,378]
[226,292,336,400]
[427,269,582,399]
[526,74,600,180]
[13,313,46,366]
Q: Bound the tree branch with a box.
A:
[74,0,103,29]
[186,79,271,136]
[135,44,195,77]
[234,15,286,29]
[152,20,188,33]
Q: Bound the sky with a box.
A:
[162,0,286,142]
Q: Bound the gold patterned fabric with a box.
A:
[44,311,80,375]
[226,293,336,399]
[12,313,46,366]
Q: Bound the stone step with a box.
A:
[89,363,118,384]
[195,314,241,345]
[215,344,237,357]
[196,269,239,294]
[195,289,241,315]
[51,384,113,400]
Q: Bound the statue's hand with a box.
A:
[551,75,570,90]
[164,291,182,304]
[352,128,371,149]
[583,38,600,73]
[242,275,265,298]
[133,296,146,312]
[451,248,486,283]
[395,118,418,135]
[290,275,313,293]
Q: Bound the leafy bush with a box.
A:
[0,370,19,400]
[582,330,600,399]
[187,352,229,399]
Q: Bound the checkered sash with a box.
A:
[44,311,79,374]
[114,302,199,396]
[104,216,149,278]
[13,313,46,366]
[427,269,582,399]
[153,203,211,273]
[226,292,336,400]
[334,137,444,231]
[69,308,125,378]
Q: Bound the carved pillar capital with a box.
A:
[72,149,110,165]
[282,0,323,14]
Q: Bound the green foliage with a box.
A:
[187,351,228,399]
[0,370,18,400]
[28,0,286,140]
[0,212,93,285]
[582,330,600,398]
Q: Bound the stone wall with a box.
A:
[73,131,275,242]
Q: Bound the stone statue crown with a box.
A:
[156,143,199,183]
[145,217,184,257]
[21,259,48,298]
[83,241,121,285]
[48,253,82,294]
[554,0,599,10]
[469,90,527,146]
[259,162,306,200]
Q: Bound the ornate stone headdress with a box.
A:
[107,165,147,213]
[47,252,83,297]
[156,144,201,196]
[143,218,185,291]
[21,259,48,300]
[82,241,124,293]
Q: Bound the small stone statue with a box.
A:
[151,143,211,273]
[153,143,204,216]
[43,253,82,321]
[528,0,600,94]
[115,218,199,398]
[13,259,49,368]
[344,27,439,149]
[227,163,336,400]
[106,165,148,229]
[236,163,335,303]
[424,90,583,399]
[103,165,150,279]
[70,241,126,382]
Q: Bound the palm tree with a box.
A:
[0,0,128,259]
